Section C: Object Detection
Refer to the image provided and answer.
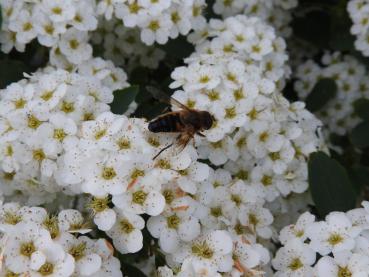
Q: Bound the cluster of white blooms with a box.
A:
[0,58,129,204]
[148,15,326,276]
[294,52,369,135]
[272,201,369,277]
[91,18,165,71]
[0,0,98,64]
[212,0,298,37]
[0,202,122,276]
[97,0,207,45]
[0,7,330,277]
[348,0,369,56]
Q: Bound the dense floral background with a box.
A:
[0,0,368,276]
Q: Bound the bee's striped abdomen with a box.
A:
[148,113,182,133]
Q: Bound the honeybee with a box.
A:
[147,86,215,160]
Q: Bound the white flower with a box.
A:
[316,251,369,277]
[139,14,173,45]
[58,29,92,64]
[172,230,234,273]
[279,212,315,245]
[58,233,102,276]
[306,212,360,255]
[106,209,145,254]
[272,239,315,277]
[8,10,37,44]
[41,0,76,22]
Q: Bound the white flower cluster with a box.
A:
[0,0,97,64]
[173,15,324,200]
[0,58,128,204]
[212,0,298,37]
[294,52,369,135]
[150,15,325,276]
[272,201,369,277]
[91,18,165,71]
[348,0,369,56]
[97,0,207,45]
[0,11,327,277]
[0,202,122,276]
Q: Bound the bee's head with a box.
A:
[200,111,215,130]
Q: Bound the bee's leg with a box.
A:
[152,142,174,160]
[196,132,206,137]
[152,134,181,160]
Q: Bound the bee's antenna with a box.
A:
[153,143,174,160]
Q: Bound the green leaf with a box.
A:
[350,121,369,148]
[0,60,30,89]
[121,263,148,277]
[308,151,356,217]
[305,78,337,112]
[348,165,369,192]
[110,86,139,115]
[353,98,369,121]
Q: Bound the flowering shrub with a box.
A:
[0,0,368,276]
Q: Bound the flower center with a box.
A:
[210,207,222,217]
[69,242,87,261]
[88,196,109,213]
[6,145,13,156]
[157,159,171,169]
[288,258,303,271]
[28,115,42,129]
[199,75,210,84]
[327,233,343,245]
[338,266,352,277]
[235,170,248,180]
[43,215,59,239]
[249,213,259,226]
[61,101,75,113]
[23,22,32,31]
[236,137,246,148]
[231,194,242,206]
[225,107,236,118]
[261,175,272,186]
[148,20,160,31]
[101,167,117,180]
[117,138,131,149]
[128,1,141,13]
[167,215,180,229]
[191,242,213,259]
[20,242,36,257]
[69,39,79,50]
[38,262,54,275]
[163,189,174,204]
[148,137,160,147]
[131,168,145,179]
[33,149,46,161]
[14,98,26,109]
[41,91,54,101]
[120,219,134,233]
[53,129,66,141]
[132,190,148,205]
[52,7,62,15]
[4,211,22,225]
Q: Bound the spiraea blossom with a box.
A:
[272,202,369,277]
[0,3,343,276]
[348,0,369,56]
[0,0,97,64]
[294,52,369,135]
[0,57,129,204]
[0,203,121,276]
[91,18,166,71]
[212,0,299,37]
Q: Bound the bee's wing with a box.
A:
[146,86,190,111]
